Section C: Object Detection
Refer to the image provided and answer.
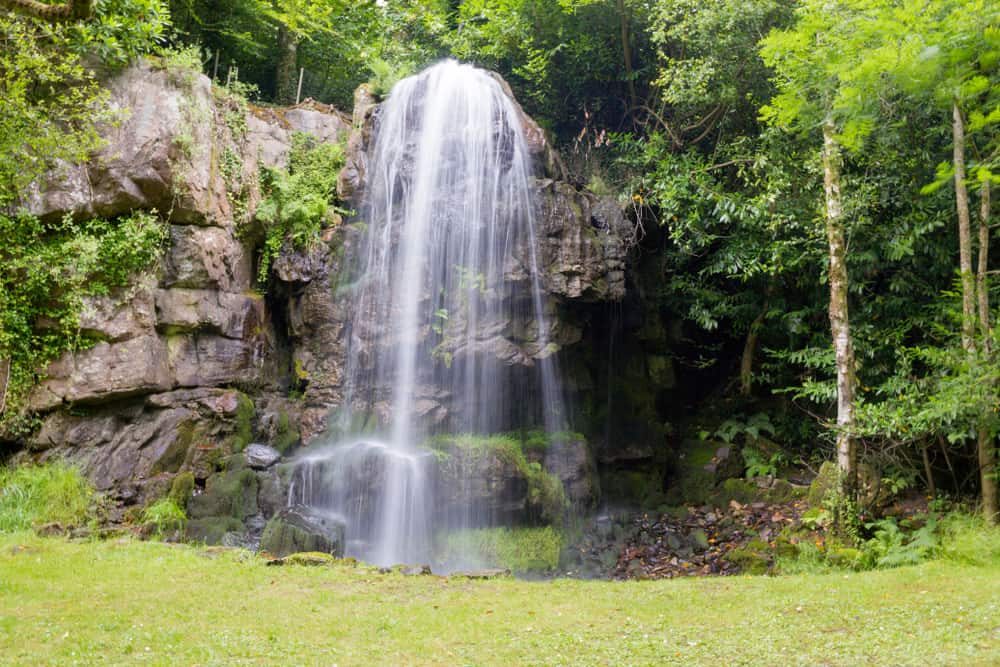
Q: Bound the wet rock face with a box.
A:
[12,61,347,532]
[259,506,346,558]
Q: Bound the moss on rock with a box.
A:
[260,508,345,558]
[168,471,195,510]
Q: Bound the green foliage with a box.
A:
[366,57,416,98]
[0,463,96,532]
[70,0,169,66]
[0,211,166,430]
[861,516,939,569]
[437,526,562,572]
[714,412,776,445]
[742,447,786,480]
[141,497,187,536]
[255,133,346,283]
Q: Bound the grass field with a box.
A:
[1,533,998,665]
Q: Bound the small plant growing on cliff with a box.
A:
[142,498,187,537]
[0,211,166,431]
[254,133,348,284]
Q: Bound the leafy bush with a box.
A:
[255,133,347,283]
[0,463,96,532]
[0,211,166,431]
[141,498,187,537]
[438,526,563,573]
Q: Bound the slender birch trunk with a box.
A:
[823,119,856,487]
[953,103,976,352]
[976,180,998,523]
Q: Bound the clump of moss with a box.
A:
[437,526,563,573]
[711,478,757,507]
[273,412,300,454]
[187,468,258,526]
[232,393,255,452]
[168,471,195,511]
[723,539,772,575]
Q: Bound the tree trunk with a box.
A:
[275,23,300,105]
[616,0,638,115]
[977,180,991,347]
[922,444,936,499]
[976,180,998,524]
[740,304,768,397]
[823,119,856,487]
[953,102,976,352]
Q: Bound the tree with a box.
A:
[760,0,881,491]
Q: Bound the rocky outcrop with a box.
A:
[13,60,349,534]
[11,59,632,548]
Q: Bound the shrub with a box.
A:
[141,498,187,537]
[0,463,96,532]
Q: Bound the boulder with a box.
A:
[78,278,157,343]
[542,438,597,509]
[154,288,264,339]
[26,61,230,225]
[245,443,281,470]
[160,225,251,292]
[259,506,345,558]
[531,179,628,302]
[28,334,172,411]
[246,103,350,173]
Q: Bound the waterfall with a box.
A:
[288,60,565,568]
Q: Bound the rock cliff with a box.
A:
[6,59,630,543]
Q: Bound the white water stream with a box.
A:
[288,61,564,567]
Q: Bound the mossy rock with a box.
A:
[168,471,195,510]
[764,478,800,504]
[723,540,772,575]
[808,461,840,508]
[231,393,255,452]
[185,517,245,545]
[712,478,758,506]
[273,412,300,454]
[266,552,336,567]
[187,468,258,521]
[667,468,715,506]
[260,507,345,558]
[773,534,799,559]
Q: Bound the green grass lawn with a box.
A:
[1,533,998,666]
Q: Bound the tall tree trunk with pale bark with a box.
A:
[823,119,856,488]
[976,179,998,524]
[953,103,976,352]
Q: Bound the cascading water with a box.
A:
[288,60,565,568]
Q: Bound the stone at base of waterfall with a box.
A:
[244,443,281,470]
[259,507,345,558]
[449,568,511,580]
